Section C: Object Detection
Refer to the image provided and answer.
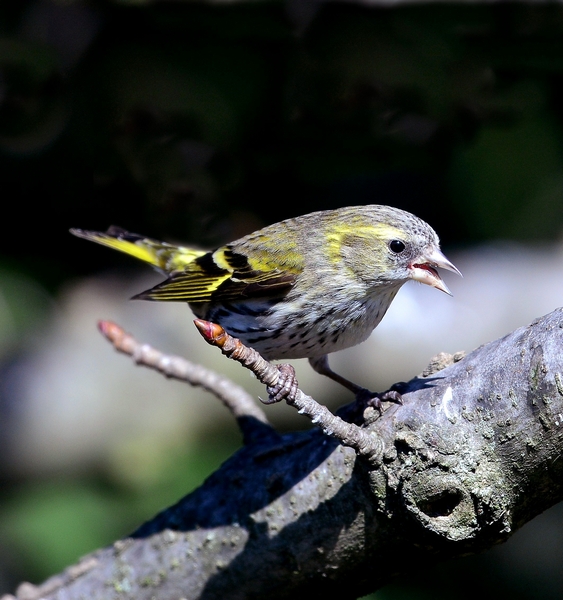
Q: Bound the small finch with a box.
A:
[71,205,460,406]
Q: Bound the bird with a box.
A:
[71,205,460,407]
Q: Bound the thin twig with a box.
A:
[194,319,384,464]
[98,321,276,444]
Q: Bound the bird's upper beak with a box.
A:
[409,247,461,296]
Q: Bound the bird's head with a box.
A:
[331,206,461,294]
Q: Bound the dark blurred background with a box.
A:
[1,0,563,598]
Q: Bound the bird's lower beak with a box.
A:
[409,247,461,296]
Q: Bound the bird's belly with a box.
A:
[195,293,393,361]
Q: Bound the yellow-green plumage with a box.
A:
[71,205,460,399]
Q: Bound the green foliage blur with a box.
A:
[1,0,563,598]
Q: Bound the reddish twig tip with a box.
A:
[98,320,123,343]
[194,319,229,348]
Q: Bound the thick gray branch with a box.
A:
[7,309,563,600]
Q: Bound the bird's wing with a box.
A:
[133,246,299,303]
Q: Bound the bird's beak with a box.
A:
[409,247,462,296]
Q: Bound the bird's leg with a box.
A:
[308,355,403,412]
[308,355,364,396]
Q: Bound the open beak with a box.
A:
[409,247,461,296]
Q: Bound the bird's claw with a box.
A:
[263,364,299,404]
[355,382,407,413]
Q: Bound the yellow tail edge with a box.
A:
[70,226,205,272]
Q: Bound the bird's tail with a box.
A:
[70,226,206,273]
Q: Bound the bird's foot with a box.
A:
[263,364,299,404]
[355,382,408,413]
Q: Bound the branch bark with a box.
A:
[6,308,563,600]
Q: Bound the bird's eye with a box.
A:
[389,239,406,254]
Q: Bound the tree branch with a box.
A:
[193,318,385,463]
[5,308,563,600]
[97,319,276,445]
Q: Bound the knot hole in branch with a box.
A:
[416,487,463,518]
[400,471,478,542]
